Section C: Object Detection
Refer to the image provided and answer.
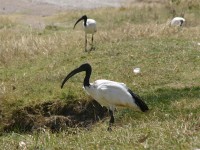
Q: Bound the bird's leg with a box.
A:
[90,34,95,51]
[107,109,114,131]
[85,34,87,52]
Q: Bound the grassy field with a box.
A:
[0,0,200,149]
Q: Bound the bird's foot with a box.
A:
[107,122,113,131]
[90,47,95,51]
[107,126,112,132]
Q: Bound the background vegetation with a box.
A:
[0,0,200,149]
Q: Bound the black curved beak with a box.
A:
[73,17,84,29]
[61,63,91,89]
[61,67,81,89]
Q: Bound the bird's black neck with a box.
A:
[83,18,87,27]
[83,65,91,87]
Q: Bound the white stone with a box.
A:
[133,68,141,74]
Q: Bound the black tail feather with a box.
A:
[128,89,149,112]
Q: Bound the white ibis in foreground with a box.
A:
[74,15,97,52]
[170,17,185,26]
[61,63,149,130]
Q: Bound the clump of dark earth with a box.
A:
[3,100,108,133]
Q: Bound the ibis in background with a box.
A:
[73,15,97,52]
[170,17,185,26]
[61,63,149,131]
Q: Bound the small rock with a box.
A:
[133,68,141,74]
[18,141,27,150]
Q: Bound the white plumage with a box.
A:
[170,17,185,26]
[61,63,149,130]
[83,19,97,34]
[74,15,97,51]
[85,80,139,110]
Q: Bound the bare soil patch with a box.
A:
[3,100,108,133]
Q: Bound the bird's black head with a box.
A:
[61,63,92,89]
[81,15,87,20]
[180,20,184,26]
[73,15,88,29]
[79,63,91,70]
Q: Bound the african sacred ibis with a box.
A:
[61,63,149,130]
[74,15,97,52]
[170,17,185,26]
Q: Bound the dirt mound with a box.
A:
[3,100,108,133]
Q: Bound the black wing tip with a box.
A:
[141,104,149,112]
[128,89,149,112]
[137,98,149,112]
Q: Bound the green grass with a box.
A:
[0,1,200,149]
